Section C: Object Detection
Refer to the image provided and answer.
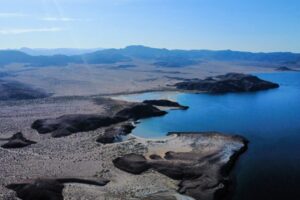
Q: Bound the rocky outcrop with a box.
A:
[7,179,64,200]
[0,80,49,101]
[31,103,166,138]
[143,100,189,110]
[113,132,248,200]
[31,114,123,138]
[96,122,135,144]
[113,153,150,174]
[96,127,123,144]
[115,104,167,120]
[6,178,109,200]
[1,132,36,149]
[174,73,279,93]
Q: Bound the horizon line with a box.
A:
[0,45,299,54]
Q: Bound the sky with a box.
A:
[0,0,299,52]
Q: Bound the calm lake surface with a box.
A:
[119,72,300,200]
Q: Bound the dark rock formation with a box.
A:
[6,179,64,200]
[56,178,109,186]
[121,123,136,133]
[1,132,36,149]
[6,178,109,200]
[175,73,279,93]
[96,128,121,144]
[97,122,135,144]
[143,99,189,110]
[31,103,167,138]
[31,114,123,138]
[113,133,248,200]
[113,153,150,174]
[0,80,49,100]
[149,154,162,160]
[115,104,167,120]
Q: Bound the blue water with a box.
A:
[126,72,300,200]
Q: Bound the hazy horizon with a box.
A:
[0,0,299,52]
[1,45,300,54]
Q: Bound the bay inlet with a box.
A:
[118,72,300,200]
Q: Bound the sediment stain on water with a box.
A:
[126,72,300,200]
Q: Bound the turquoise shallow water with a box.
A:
[124,72,300,200]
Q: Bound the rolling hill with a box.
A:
[0,45,299,68]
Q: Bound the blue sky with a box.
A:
[0,0,299,52]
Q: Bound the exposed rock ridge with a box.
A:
[113,132,248,200]
[31,103,168,138]
[1,132,36,149]
[175,73,279,93]
[143,99,189,110]
[6,178,109,200]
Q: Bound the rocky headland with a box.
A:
[113,132,248,200]
[174,73,279,93]
[31,102,168,138]
[143,99,189,110]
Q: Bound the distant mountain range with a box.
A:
[0,45,299,67]
[19,48,103,56]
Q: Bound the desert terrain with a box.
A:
[0,49,290,200]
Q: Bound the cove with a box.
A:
[119,72,300,200]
